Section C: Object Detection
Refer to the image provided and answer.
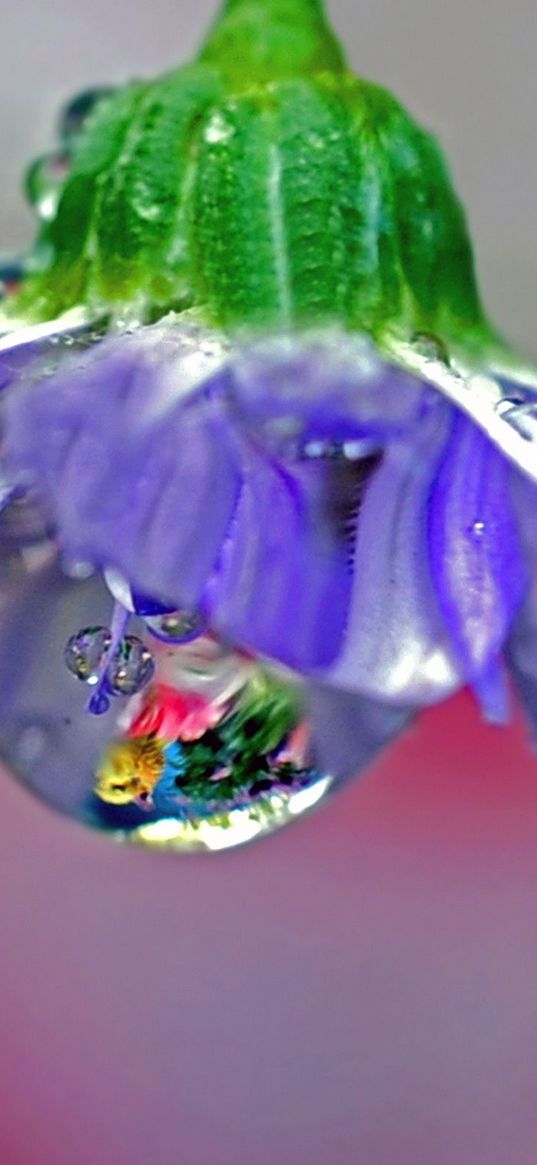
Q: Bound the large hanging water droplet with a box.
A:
[64,626,112,684]
[105,635,155,697]
[0,557,349,853]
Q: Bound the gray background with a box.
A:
[1,5,537,1165]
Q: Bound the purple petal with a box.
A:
[428,410,528,682]
[202,446,354,670]
[5,321,510,702]
[0,317,98,392]
[318,404,462,705]
[506,598,537,742]
[224,331,433,451]
[5,324,438,679]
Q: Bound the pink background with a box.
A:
[2,2,537,1163]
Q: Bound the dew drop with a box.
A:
[106,636,155,697]
[59,87,115,142]
[411,332,451,366]
[62,558,96,581]
[64,626,112,684]
[25,153,69,221]
[145,609,206,644]
[0,257,25,299]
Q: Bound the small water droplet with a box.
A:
[25,153,69,221]
[59,87,115,142]
[204,112,234,146]
[411,332,451,366]
[145,609,206,644]
[64,626,112,684]
[495,398,537,441]
[106,636,155,696]
[62,558,96,580]
[0,257,25,299]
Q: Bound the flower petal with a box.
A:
[5,324,437,679]
[318,403,461,705]
[506,597,537,743]
[202,444,354,670]
[225,330,433,452]
[428,410,528,681]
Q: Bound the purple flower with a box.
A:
[3,316,537,772]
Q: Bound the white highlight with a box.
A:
[267,144,292,324]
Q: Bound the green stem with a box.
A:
[199,0,346,84]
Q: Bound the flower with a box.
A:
[126,681,225,742]
[1,0,537,795]
[3,318,537,754]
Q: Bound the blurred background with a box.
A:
[1,2,537,1163]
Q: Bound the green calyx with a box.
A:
[8,0,490,350]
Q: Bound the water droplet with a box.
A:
[106,636,155,697]
[62,558,96,580]
[495,397,537,442]
[472,520,486,538]
[59,87,115,142]
[0,256,25,299]
[25,153,69,221]
[0,555,340,854]
[411,332,451,366]
[204,112,234,146]
[145,609,206,644]
[64,626,112,684]
[302,440,328,459]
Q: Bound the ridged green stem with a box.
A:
[6,0,493,354]
[199,0,345,84]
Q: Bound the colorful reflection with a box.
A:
[93,637,326,840]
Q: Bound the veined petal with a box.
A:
[4,325,437,679]
[224,330,434,452]
[202,445,354,670]
[319,403,462,705]
[428,411,528,680]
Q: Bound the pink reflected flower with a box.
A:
[125,682,224,743]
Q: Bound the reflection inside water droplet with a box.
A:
[0,550,341,852]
